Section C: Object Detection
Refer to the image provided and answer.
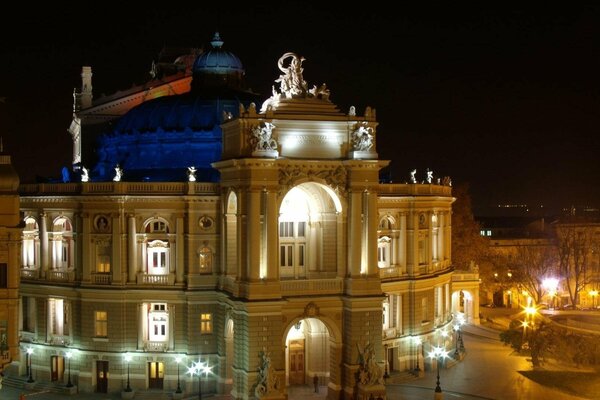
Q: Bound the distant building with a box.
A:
[7,34,478,399]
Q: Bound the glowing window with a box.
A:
[201,313,212,334]
[95,311,108,337]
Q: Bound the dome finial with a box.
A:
[211,32,224,49]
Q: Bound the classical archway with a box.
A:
[285,318,331,391]
[451,289,475,323]
[278,182,342,280]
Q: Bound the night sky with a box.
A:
[1,3,599,215]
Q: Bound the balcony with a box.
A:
[91,273,112,285]
[137,273,175,285]
[20,268,39,280]
[383,328,397,339]
[49,334,71,345]
[280,278,343,296]
[20,331,35,343]
[144,341,168,352]
[47,269,75,282]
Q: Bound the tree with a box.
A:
[451,183,490,270]
[555,223,598,308]
[509,244,558,304]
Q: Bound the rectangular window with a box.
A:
[0,263,7,288]
[95,311,108,337]
[279,221,294,237]
[298,245,305,267]
[280,245,293,267]
[22,296,36,332]
[96,243,111,273]
[201,313,213,334]
[297,222,306,237]
[421,297,428,322]
[418,239,426,265]
[49,298,69,336]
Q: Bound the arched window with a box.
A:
[279,187,309,279]
[22,217,39,268]
[377,236,391,268]
[142,218,171,278]
[52,217,73,270]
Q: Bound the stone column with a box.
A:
[399,212,407,273]
[81,214,91,283]
[40,212,48,278]
[445,211,452,262]
[128,215,137,283]
[176,216,184,283]
[348,191,363,276]
[438,212,444,263]
[366,191,378,275]
[265,190,279,280]
[246,191,261,281]
[111,214,122,284]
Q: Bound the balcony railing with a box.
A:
[383,328,397,339]
[47,269,75,282]
[20,268,39,280]
[20,331,35,342]
[91,273,112,285]
[144,341,168,352]
[280,278,343,296]
[137,273,175,285]
[49,334,71,345]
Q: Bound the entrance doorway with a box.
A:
[50,355,64,382]
[96,361,109,393]
[148,362,164,389]
[289,339,305,384]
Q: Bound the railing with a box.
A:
[47,269,75,282]
[383,328,397,339]
[20,268,39,279]
[379,266,403,279]
[91,273,112,285]
[49,335,71,345]
[21,331,35,342]
[144,341,168,352]
[137,273,175,285]
[378,183,452,196]
[20,181,219,196]
[280,278,343,296]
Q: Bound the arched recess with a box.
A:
[22,216,39,268]
[225,191,238,276]
[283,314,343,397]
[224,317,235,393]
[278,182,343,279]
[51,216,74,270]
[451,289,474,323]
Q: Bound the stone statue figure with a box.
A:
[275,52,308,98]
[357,342,384,386]
[309,83,330,100]
[351,124,374,151]
[113,165,123,182]
[254,351,280,398]
[410,169,417,184]
[81,167,89,182]
[349,106,356,116]
[426,168,433,184]
[187,166,197,182]
[251,122,278,152]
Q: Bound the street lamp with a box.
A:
[124,353,132,392]
[188,360,211,400]
[26,347,34,383]
[428,345,449,400]
[589,290,598,309]
[65,350,73,388]
[413,337,422,372]
[175,356,183,394]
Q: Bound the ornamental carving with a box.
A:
[250,122,278,152]
[357,342,384,386]
[260,52,333,112]
[254,351,280,399]
[351,122,374,152]
[303,302,320,318]
[278,165,347,194]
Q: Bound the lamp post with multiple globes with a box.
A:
[124,353,132,392]
[188,361,211,400]
[26,347,34,383]
[428,345,449,400]
[175,356,183,394]
[65,350,73,388]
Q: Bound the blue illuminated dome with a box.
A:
[93,33,259,182]
[192,32,244,75]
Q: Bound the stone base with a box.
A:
[252,150,278,158]
[24,382,36,390]
[172,391,184,400]
[121,390,135,399]
[63,385,78,395]
[348,150,377,160]
[356,383,386,400]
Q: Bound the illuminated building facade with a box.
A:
[9,34,479,399]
